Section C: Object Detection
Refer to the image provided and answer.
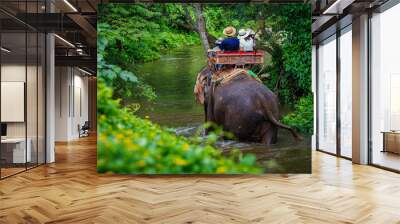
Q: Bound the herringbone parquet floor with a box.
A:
[1,136,400,224]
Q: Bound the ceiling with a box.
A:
[5,0,362,71]
[1,0,98,73]
[311,0,390,43]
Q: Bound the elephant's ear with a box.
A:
[194,78,205,104]
[194,67,210,104]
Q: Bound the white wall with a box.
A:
[371,4,400,157]
[340,28,353,158]
[55,66,89,141]
[55,66,70,141]
[1,63,46,164]
[72,72,89,138]
[0,65,41,137]
[317,36,337,154]
[1,65,26,139]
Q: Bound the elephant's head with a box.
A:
[194,66,211,104]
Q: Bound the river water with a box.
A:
[134,46,311,173]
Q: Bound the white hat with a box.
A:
[238,29,247,37]
[238,29,251,38]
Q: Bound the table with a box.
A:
[1,138,31,164]
[382,131,400,154]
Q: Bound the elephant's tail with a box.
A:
[261,101,304,142]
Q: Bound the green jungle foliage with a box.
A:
[99,3,313,134]
[98,3,200,66]
[98,3,200,100]
[98,23,262,174]
[200,4,311,106]
[204,4,313,134]
[282,95,313,135]
[99,3,312,103]
[262,4,312,104]
[257,4,312,134]
[98,3,312,174]
[98,35,156,101]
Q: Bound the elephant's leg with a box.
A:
[260,122,274,145]
[204,85,215,136]
[270,126,278,144]
[204,99,208,123]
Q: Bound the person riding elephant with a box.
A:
[238,28,255,52]
[194,67,302,145]
[220,26,240,51]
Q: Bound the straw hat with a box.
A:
[223,26,236,37]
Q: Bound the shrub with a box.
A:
[281,95,313,135]
[98,4,200,65]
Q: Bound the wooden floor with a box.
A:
[372,150,400,171]
[1,136,400,224]
[1,167,26,178]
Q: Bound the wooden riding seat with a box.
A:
[208,51,264,65]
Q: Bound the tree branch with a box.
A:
[193,3,210,54]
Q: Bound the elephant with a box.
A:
[194,66,303,145]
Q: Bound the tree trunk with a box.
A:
[257,9,265,37]
[193,3,210,55]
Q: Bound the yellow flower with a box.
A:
[124,138,132,146]
[216,166,227,174]
[182,143,189,151]
[99,133,106,142]
[124,139,138,150]
[145,115,150,119]
[174,157,188,166]
[137,160,145,167]
[115,133,124,141]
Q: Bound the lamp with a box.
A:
[1,47,11,53]
[54,34,75,48]
[322,0,355,15]
[63,0,78,12]
[78,67,93,76]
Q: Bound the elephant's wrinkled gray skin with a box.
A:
[194,67,303,145]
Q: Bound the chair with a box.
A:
[78,121,90,138]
